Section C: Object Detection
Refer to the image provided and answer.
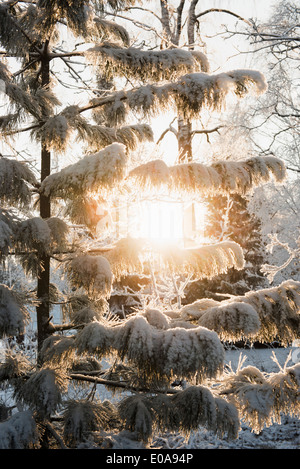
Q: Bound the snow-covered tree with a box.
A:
[183,192,267,302]
[0,0,299,449]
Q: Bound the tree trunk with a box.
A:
[177,117,193,163]
[36,47,51,357]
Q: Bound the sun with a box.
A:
[138,197,183,242]
[127,196,208,246]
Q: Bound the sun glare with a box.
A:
[127,198,208,246]
[138,199,183,242]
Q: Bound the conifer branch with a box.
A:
[68,373,178,395]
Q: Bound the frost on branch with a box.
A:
[180,280,300,345]
[87,43,209,81]
[0,411,38,449]
[0,285,30,338]
[40,143,127,199]
[118,385,239,443]
[129,155,286,196]
[261,233,300,283]
[222,363,300,434]
[66,254,113,299]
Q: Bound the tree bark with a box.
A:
[177,117,192,163]
[36,45,51,358]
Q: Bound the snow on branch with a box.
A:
[92,68,267,126]
[93,17,130,46]
[0,157,37,207]
[157,240,245,278]
[0,351,32,382]
[0,411,38,449]
[103,237,144,280]
[0,210,15,258]
[180,280,300,345]
[129,155,286,196]
[118,384,239,442]
[221,362,300,434]
[75,314,225,386]
[33,102,153,153]
[100,237,244,280]
[0,284,31,338]
[40,143,127,199]
[87,43,209,82]
[66,254,113,299]
[14,367,68,419]
[194,302,261,342]
[0,62,59,120]
[63,400,115,447]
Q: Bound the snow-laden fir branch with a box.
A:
[66,254,113,299]
[1,216,70,276]
[98,237,245,280]
[33,103,153,153]
[74,313,225,386]
[87,43,210,81]
[13,217,69,277]
[14,367,68,419]
[40,143,127,199]
[129,155,286,196]
[0,157,37,207]
[221,362,300,434]
[93,17,130,46]
[155,240,245,278]
[89,69,267,125]
[0,284,31,338]
[0,411,38,449]
[180,279,300,345]
[63,399,114,447]
[0,62,60,120]
[118,385,239,442]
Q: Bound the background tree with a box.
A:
[223,0,300,283]
[0,0,299,450]
[185,192,267,303]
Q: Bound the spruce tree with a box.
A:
[0,0,299,449]
[185,193,267,303]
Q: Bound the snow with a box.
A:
[68,254,113,299]
[129,155,286,196]
[151,346,300,450]
[88,44,208,81]
[40,143,127,199]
